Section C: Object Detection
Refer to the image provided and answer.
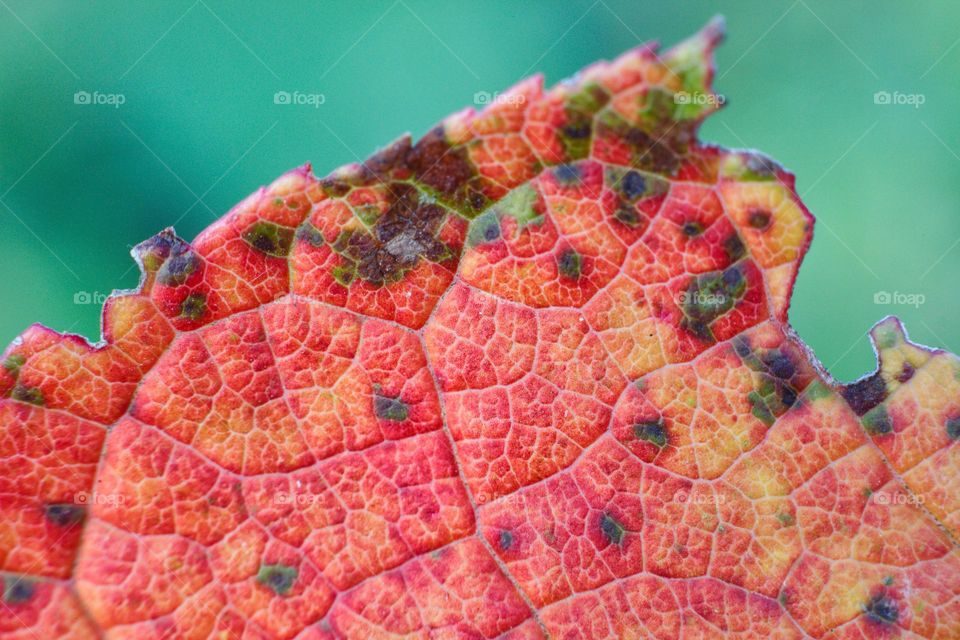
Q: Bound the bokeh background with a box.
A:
[1,0,957,381]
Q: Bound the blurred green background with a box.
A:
[1,0,957,381]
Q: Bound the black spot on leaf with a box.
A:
[45,504,86,527]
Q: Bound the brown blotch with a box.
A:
[406,127,485,213]
[841,373,887,416]
[596,116,681,175]
[748,209,772,230]
[332,184,452,286]
[896,362,915,383]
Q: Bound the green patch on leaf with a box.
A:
[11,384,43,406]
[467,209,502,246]
[243,221,296,257]
[3,354,25,375]
[718,152,780,182]
[257,564,298,596]
[354,204,380,226]
[180,293,207,321]
[680,264,747,340]
[492,184,543,231]
[559,83,609,160]
[332,264,356,286]
[748,390,776,427]
[374,394,409,422]
[863,406,893,435]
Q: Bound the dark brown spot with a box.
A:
[363,135,414,179]
[595,113,681,175]
[748,209,772,230]
[680,265,747,341]
[614,204,641,228]
[332,184,453,286]
[406,127,485,214]
[841,373,887,416]
[896,362,915,383]
[11,384,43,406]
[134,229,193,275]
[745,154,779,177]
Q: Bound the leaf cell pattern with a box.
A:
[2,18,959,640]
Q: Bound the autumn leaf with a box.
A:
[2,16,959,640]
